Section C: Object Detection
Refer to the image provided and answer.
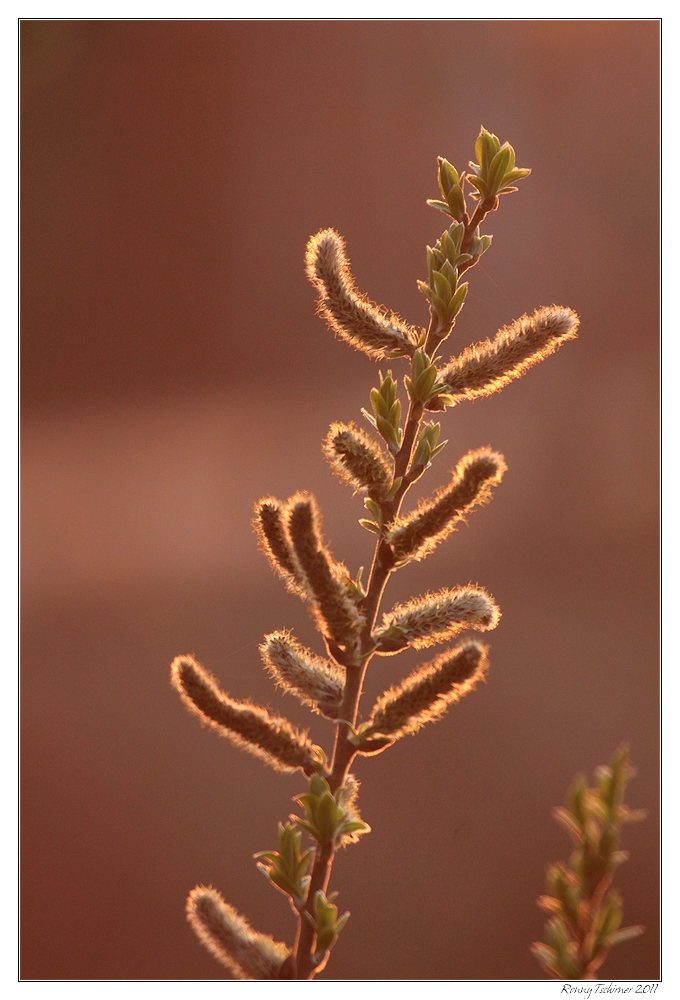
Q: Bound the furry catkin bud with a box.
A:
[367,639,489,739]
[439,305,579,405]
[322,422,392,501]
[171,655,321,775]
[379,586,500,649]
[286,493,363,648]
[260,630,345,719]
[386,448,506,564]
[253,498,309,599]
[186,886,289,980]
[306,229,420,359]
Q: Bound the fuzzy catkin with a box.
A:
[306,229,420,359]
[187,886,290,980]
[286,493,362,648]
[260,630,345,719]
[380,586,500,648]
[323,421,392,501]
[336,773,366,847]
[253,498,308,599]
[386,448,506,564]
[439,305,579,404]
[253,497,310,601]
[369,640,489,739]
[171,655,319,774]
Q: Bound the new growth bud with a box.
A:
[467,126,531,201]
[186,886,290,980]
[304,890,350,968]
[532,746,645,980]
[405,350,453,406]
[410,421,447,474]
[364,639,489,740]
[426,157,468,222]
[439,305,579,405]
[418,223,470,336]
[255,823,314,908]
[362,370,403,454]
[386,448,506,565]
[259,630,345,719]
[171,655,323,775]
[294,773,370,847]
[305,228,420,359]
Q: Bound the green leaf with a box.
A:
[385,476,402,500]
[450,283,468,317]
[466,173,486,198]
[359,519,381,534]
[605,925,644,948]
[487,146,513,194]
[375,414,401,451]
[439,258,457,288]
[446,185,466,222]
[503,167,531,184]
[417,279,434,305]
[426,198,454,218]
[438,157,458,197]
[431,269,452,300]
[430,291,450,319]
[363,498,382,521]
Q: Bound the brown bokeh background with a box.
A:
[21,21,659,981]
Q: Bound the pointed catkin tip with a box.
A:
[252,496,309,600]
[305,228,345,287]
[305,229,419,360]
[187,886,289,980]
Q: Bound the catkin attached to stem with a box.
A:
[366,639,489,740]
[386,448,506,564]
[323,421,392,501]
[186,886,290,980]
[253,498,310,599]
[171,655,322,775]
[439,305,579,405]
[306,229,420,360]
[379,586,500,648]
[260,630,345,719]
[286,493,363,650]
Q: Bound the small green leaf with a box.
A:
[605,925,644,948]
[359,518,381,534]
[432,269,452,300]
[446,185,466,222]
[426,198,453,218]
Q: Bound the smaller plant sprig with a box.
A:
[531,745,646,980]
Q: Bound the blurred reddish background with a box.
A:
[21,21,659,980]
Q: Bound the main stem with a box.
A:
[293,193,495,978]
[292,399,425,980]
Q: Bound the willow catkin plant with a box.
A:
[531,746,646,980]
[171,127,580,980]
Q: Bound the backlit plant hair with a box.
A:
[171,126,579,979]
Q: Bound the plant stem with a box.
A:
[293,391,427,979]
